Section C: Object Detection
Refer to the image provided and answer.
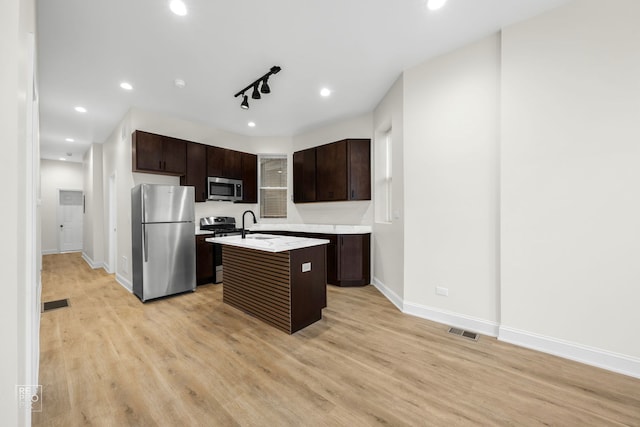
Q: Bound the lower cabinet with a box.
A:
[253,231,370,287]
[195,235,214,285]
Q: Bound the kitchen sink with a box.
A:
[246,235,278,240]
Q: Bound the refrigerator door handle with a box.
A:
[143,225,149,263]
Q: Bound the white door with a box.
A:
[57,190,83,252]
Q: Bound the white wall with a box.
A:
[290,113,374,225]
[500,0,640,369]
[40,159,84,254]
[403,34,501,335]
[0,0,36,424]
[372,76,405,306]
[82,144,104,267]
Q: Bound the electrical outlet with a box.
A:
[436,286,448,297]
[302,262,311,273]
[121,256,128,274]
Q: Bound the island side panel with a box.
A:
[222,246,292,333]
[290,245,327,333]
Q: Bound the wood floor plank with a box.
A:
[33,253,640,426]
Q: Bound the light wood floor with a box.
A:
[34,253,639,426]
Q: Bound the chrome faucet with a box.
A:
[241,210,257,238]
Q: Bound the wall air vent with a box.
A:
[448,327,479,342]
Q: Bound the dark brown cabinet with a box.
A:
[195,235,214,285]
[248,230,370,286]
[316,140,348,201]
[240,152,257,203]
[293,148,317,203]
[207,146,242,179]
[293,138,370,203]
[181,142,207,202]
[132,131,186,175]
[336,234,370,286]
[347,139,371,200]
[132,130,257,204]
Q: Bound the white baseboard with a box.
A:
[81,252,105,270]
[403,301,500,337]
[372,277,403,312]
[41,249,58,255]
[499,326,640,379]
[116,273,132,293]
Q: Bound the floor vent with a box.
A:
[448,327,479,342]
[43,299,70,312]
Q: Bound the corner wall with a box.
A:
[500,0,640,374]
[403,34,501,336]
[372,76,405,307]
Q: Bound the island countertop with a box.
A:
[205,234,330,253]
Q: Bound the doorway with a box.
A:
[57,190,83,252]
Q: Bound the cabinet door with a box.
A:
[181,143,207,202]
[240,152,257,203]
[133,131,164,172]
[195,236,214,285]
[347,139,371,200]
[162,137,186,175]
[207,146,225,177]
[293,149,316,203]
[316,140,347,201]
[223,149,243,179]
[337,234,370,286]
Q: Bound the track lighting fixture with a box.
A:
[234,65,281,109]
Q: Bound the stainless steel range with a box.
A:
[199,216,242,283]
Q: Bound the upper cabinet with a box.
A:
[293,148,317,203]
[132,130,258,204]
[316,140,348,201]
[293,138,371,203]
[207,146,242,180]
[180,142,207,202]
[132,131,186,175]
[240,152,258,204]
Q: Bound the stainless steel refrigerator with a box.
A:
[131,184,196,302]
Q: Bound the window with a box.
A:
[375,128,392,223]
[259,155,287,218]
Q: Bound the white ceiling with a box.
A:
[36,0,569,162]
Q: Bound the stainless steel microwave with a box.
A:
[207,177,243,201]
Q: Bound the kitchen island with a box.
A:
[206,234,329,334]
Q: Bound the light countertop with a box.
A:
[248,223,371,235]
[206,234,330,253]
[195,230,214,236]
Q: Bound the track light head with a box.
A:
[241,94,249,109]
[260,78,271,94]
[251,84,261,100]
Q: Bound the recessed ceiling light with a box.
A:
[74,106,87,113]
[427,0,448,11]
[120,82,133,90]
[59,158,66,161]
[248,122,256,128]
[320,88,331,97]
[169,0,187,16]
[65,138,74,142]
[174,78,186,89]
